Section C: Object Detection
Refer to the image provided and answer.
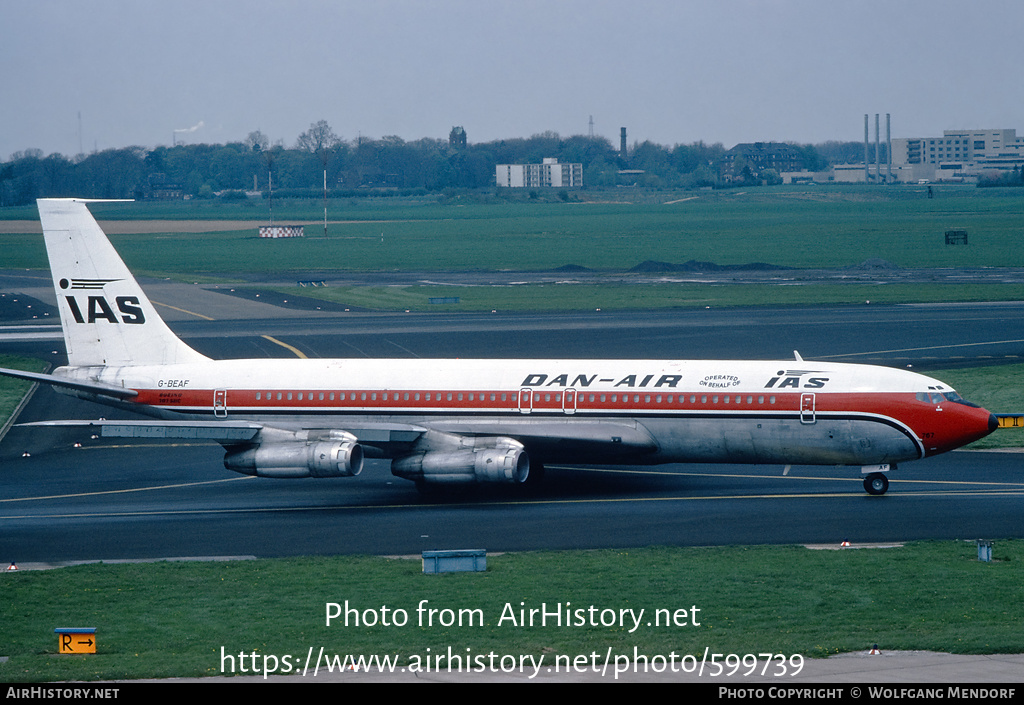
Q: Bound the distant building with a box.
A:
[891,129,1024,182]
[720,142,805,176]
[148,183,185,200]
[496,158,583,188]
[449,126,467,149]
[777,127,1024,185]
[145,172,184,200]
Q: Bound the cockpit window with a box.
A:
[917,390,978,406]
[944,391,980,408]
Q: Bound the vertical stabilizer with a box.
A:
[38,199,209,367]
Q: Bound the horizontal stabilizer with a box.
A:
[0,366,138,400]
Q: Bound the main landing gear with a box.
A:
[863,472,889,496]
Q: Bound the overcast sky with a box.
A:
[4,0,1024,159]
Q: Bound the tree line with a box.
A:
[1,121,859,206]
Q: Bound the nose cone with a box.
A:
[927,404,997,456]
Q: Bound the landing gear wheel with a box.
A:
[864,472,889,495]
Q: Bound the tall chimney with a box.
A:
[864,115,870,182]
[886,113,892,182]
[875,114,881,183]
[620,127,627,160]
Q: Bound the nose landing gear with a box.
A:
[863,472,889,495]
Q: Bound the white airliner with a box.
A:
[0,199,998,495]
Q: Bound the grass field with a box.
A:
[0,541,1021,682]
[0,355,47,427]
[2,185,1024,275]
[274,281,1024,312]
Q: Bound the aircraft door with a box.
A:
[214,389,228,418]
[800,393,815,424]
[563,388,577,414]
[518,388,533,414]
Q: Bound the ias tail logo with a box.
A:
[59,278,145,324]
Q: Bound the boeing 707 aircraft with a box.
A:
[0,199,998,496]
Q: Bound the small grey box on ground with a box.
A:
[422,549,486,573]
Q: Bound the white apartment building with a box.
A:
[496,158,583,188]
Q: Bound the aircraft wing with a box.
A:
[17,419,262,442]
[426,417,659,453]
[17,419,430,448]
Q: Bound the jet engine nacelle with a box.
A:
[224,437,364,478]
[392,446,529,485]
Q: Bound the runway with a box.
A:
[2,280,1024,561]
